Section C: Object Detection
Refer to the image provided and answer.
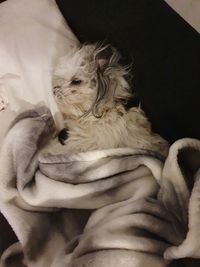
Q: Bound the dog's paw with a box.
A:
[58,128,69,145]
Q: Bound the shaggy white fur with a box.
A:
[52,44,169,156]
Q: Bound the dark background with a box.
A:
[56,0,200,144]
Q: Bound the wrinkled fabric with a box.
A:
[0,106,200,267]
[0,0,79,129]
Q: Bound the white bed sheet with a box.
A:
[0,0,79,135]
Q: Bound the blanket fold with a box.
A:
[0,106,200,267]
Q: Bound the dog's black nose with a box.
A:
[58,128,69,145]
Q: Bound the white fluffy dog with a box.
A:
[52,44,168,156]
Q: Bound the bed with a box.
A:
[0,0,200,266]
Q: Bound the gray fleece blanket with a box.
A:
[0,106,200,267]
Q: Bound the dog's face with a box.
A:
[53,44,131,119]
[53,45,98,118]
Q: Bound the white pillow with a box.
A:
[0,0,79,130]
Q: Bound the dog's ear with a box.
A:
[87,44,131,118]
[95,45,114,72]
[96,58,108,71]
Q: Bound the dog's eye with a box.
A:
[70,79,82,85]
[53,86,61,90]
[53,85,61,95]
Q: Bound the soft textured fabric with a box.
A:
[0,108,16,148]
[0,107,200,266]
[56,0,200,143]
[0,0,80,255]
[0,0,79,129]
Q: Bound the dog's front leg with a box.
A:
[58,128,69,145]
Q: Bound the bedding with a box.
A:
[0,0,200,266]
[0,0,79,129]
[0,106,200,266]
[0,0,79,258]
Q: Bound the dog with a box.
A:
[52,44,168,156]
